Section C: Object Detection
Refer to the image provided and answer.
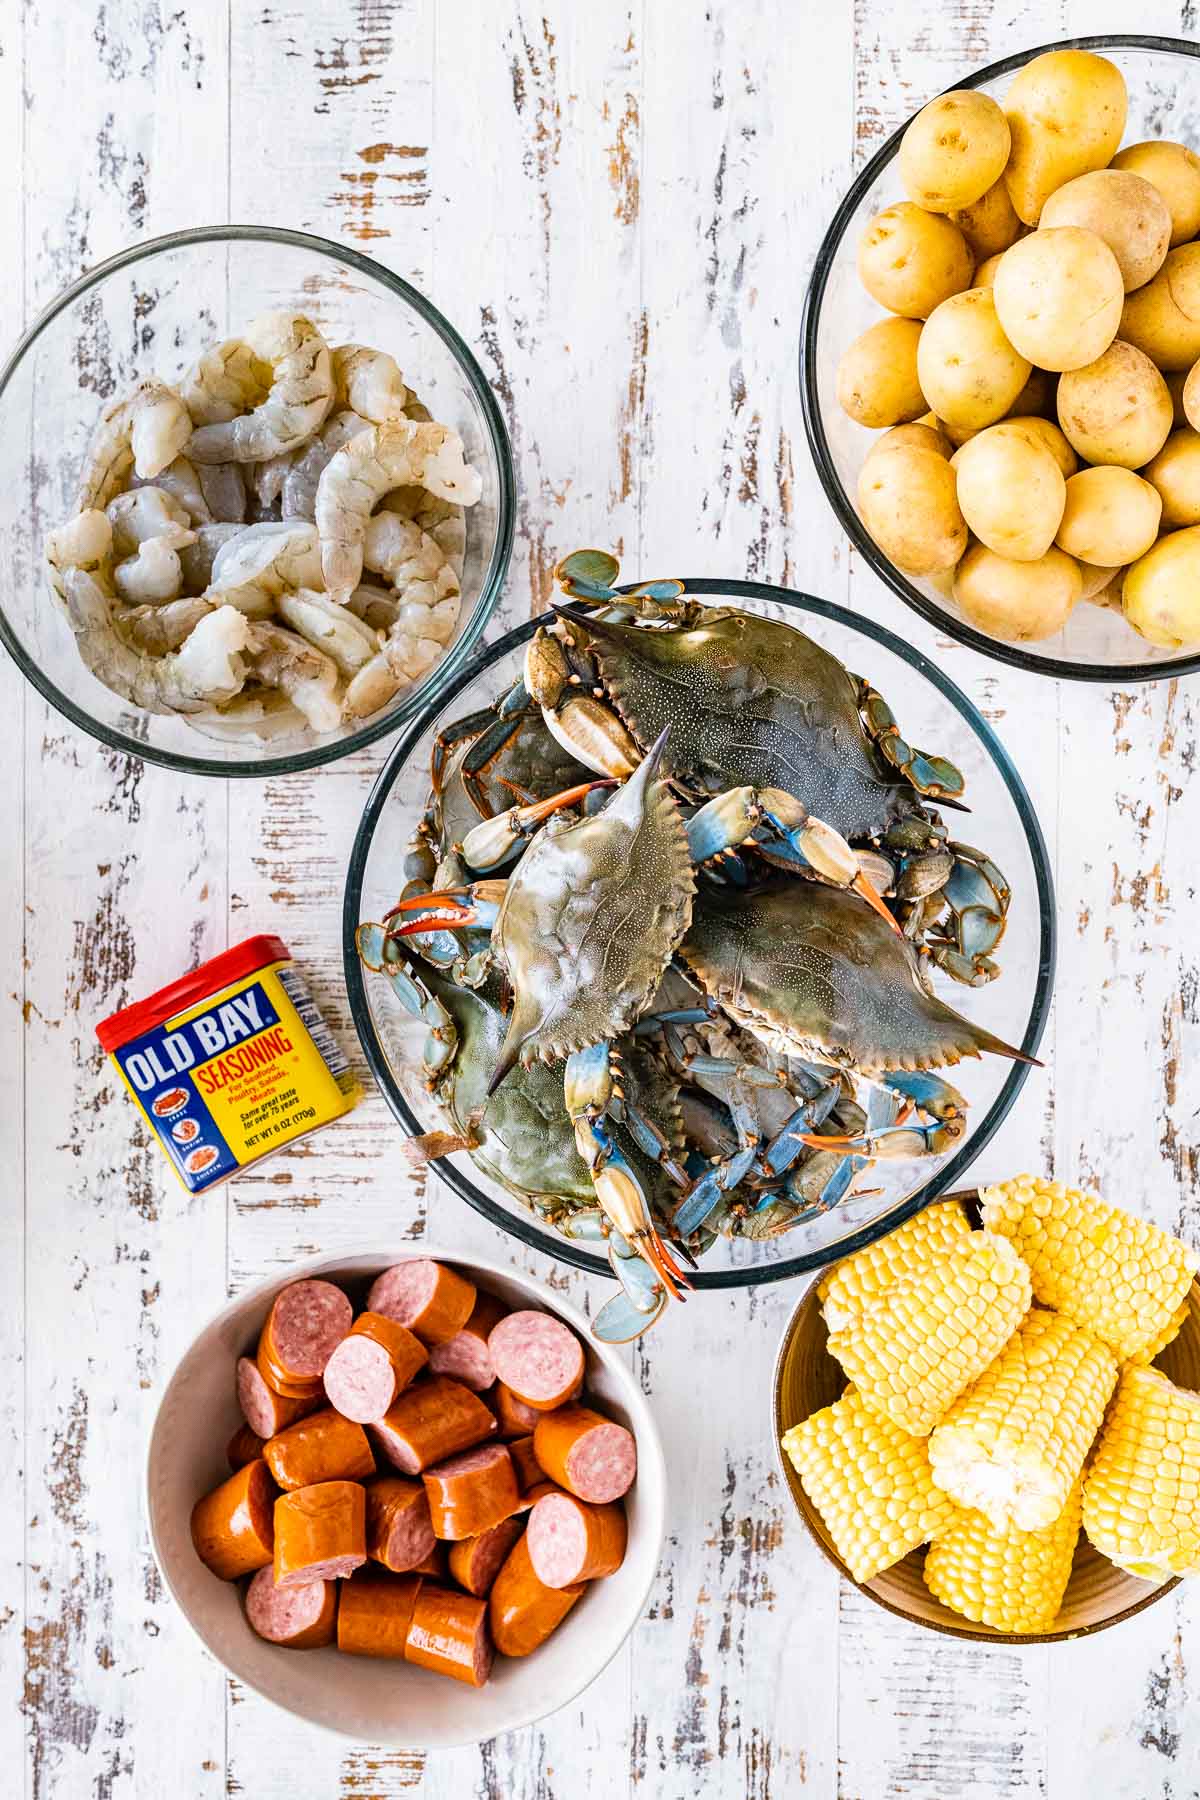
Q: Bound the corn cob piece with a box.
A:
[825,1230,1032,1438]
[818,1197,972,1331]
[930,1308,1118,1531]
[1083,1366,1200,1578]
[781,1387,956,1583]
[979,1174,1198,1364]
[923,1484,1082,1634]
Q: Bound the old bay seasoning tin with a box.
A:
[96,934,360,1192]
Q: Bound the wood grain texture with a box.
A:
[7,0,1200,1795]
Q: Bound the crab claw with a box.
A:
[459,778,614,872]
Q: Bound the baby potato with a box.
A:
[1056,340,1173,469]
[950,177,1023,259]
[917,287,1031,431]
[1077,560,1122,602]
[899,89,1011,213]
[867,420,952,460]
[1122,526,1200,647]
[1112,140,1200,247]
[954,541,1082,640]
[993,228,1124,371]
[1039,171,1171,293]
[857,203,974,318]
[1055,466,1162,566]
[999,414,1076,477]
[1003,49,1128,225]
[1120,245,1200,371]
[973,252,1003,288]
[1182,358,1200,433]
[836,317,926,427]
[857,443,967,575]
[951,424,1065,560]
[1143,428,1200,526]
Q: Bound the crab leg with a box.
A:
[457,778,614,871]
[354,921,457,1085]
[797,1070,969,1159]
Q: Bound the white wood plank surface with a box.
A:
[7,1,1200,1795]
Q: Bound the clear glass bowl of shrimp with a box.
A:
[0,226,514,775]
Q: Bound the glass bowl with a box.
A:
[343,579,1056,1292]
[0,225,514,774]
[801,35,1200,683]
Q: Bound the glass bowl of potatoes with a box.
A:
[801,36,1200,681]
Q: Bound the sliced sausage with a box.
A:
[264,1279,353,1380]
[262,1407,375,1491]
[508,1435,544,1497]
[237,1354,322,1436]
[190,1459,276,1580]
[527,1491,627,1587]
[423,1444,519,1540]
[413,1540,448,1579]
[255,1330,323,1402]
[365,1476,437,1573]
[245,1566,337,1648]
[323,1312,428,1424]
[368,1259,476,1346]
[533,1405,637,1502]
[405,1583,493,1687]
[493,1382,543,1438]
[226,1422,266,1473]
[448,1516,524,1598]
[428,1291,508,1391]
[489,1534,584,1657]
[337,1569,422,1658]
[368,1375,496,1475]
[487,1311,585,1411]
[273,1480,366,1587]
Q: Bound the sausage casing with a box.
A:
[422,1443,519,1540]
[526,1491,627,1587]
[323,1312,428,1424]
[367,1259,476,1346]
[533,1404,637,1502]
[405,1582,494,1686]
[262,1407,375,1491]
[245,1566,337,1648]
[337,1569,421,1658]
[447,1516,524,1598]
[273,1480,366,1587]
[364,1476,437,1573]
[488,1533,584,1657]
[369,1375,496,1475]
[190,1458,276,1581]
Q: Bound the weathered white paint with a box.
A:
[6,0,1200,1795]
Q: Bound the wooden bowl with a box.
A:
[772,1191,1200,1642]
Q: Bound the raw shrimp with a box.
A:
[363,511,460,606]
[342,625,445,721]
[345,582,399,629]
[197,461,248,524]
[139,456,213,526]
[46,509,114,590]
[331,345,409,422]
[185,688,307,745]
[178,524,245,594]
[281,410,366,521]
[188,313,334,464]
[114,537,188,604]
[382,484,466,574]
[244,620,343,734]
[77,379,193,510]
[107,487,195,556]
[118,597,213,654]
[182,338,271,426]
[315,420,481,601]
[204,521,323,618]
[60,570,250,714]
[275,588,381,677]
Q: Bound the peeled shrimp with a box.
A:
[331,345,409,422]
[342,627,445,721]
[188,312,334,464]
[276,589,381,678]
[118,596,213,654]
[114,537,188,604]
[185,688,307,745]
[204,520,323,618]
[46,509,114,592]
[281,410,366,521]
[345,583,400,629]
[107,487,195,556]
[197,461,248,524]
[139,456,213,526]
[383,484,466,575]
[315,420,481,601]
[78,379,193,510]
[178,524,245,594]
[182,338,271,426]
[60,570,249,714]
[244,620,343,734]
[363,511,460,606]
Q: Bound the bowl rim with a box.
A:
[144,1241,668,1746]
[770,1200,1182,1644]
[799,32,1200,685]
[342,577,1057,1290]
[0,222,516,776]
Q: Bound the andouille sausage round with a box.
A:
[237,1355,322,1436]
[532,1405,637,1503]
[245,1566,337,1648]
[368,1375,496,1475]
[492,1382,543,1439]
[447,1516,524,1598]
[368,1259,477,1347]
[191,1458,276,1580]
[226,1422,266,1473]
[488,1533,584,1657]
[427,1291,507,1391]
[487,1312,585,1411]
[262,1407,375,1491]
[273,1480,366,1587]
[422,1444,519,1540]
[413,1541,448,1579]
[405,1582,494,1687]
[264,1279,353,1379]
[365,1476,437,1573]
[337,1570,421,1658]
[527,1492,627,1588]
[323,1312,428,1424]
[255,1331,323,1401]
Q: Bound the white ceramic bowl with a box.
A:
[146,1246,667,1747]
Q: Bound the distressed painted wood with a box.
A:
[7,0,1200,1795]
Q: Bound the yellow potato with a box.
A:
[1003,49,1127,225]
[1055,466,1162,566]
[836,317,926,427]
[1112,140,1200,247]
[857,203,975,319]
[1007,366,1054,421]
[917,288,1031,431]
[992,228,1124,371]
[1120,245,1200,371]
[1056,340,1173,469]
[867,420,952,460]
[950,178,1023,259]
[857,443,967,575]
[900,89,1011,213]
[1122,526,1200,647]
[954,541,1082,640]
[1143,428,1200,526]
[973,252,1003,288]
[1039,171,1171,292]
[1077,560,1122,602]
[1183,358,1200,433]
[997,414,1076,477]
[951,425,1065,560]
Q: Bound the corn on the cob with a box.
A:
[979,1174,1198,1364]
[818,1198,972,1331]
[781,1387,957,1583]
[1083,1366,1200,1578]
[825,1230,1032,1438]
[923,1484,1082,1633]
[929,1308,1117,1530]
